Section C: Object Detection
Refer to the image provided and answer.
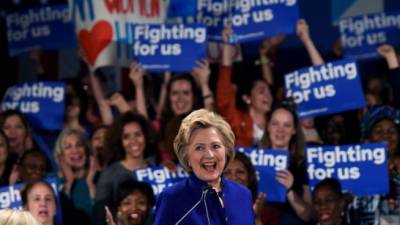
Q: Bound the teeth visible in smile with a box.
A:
[202,162,216,170]
[130,213,139,219]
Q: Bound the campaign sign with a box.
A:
[196,0,298,42]
[1,81,65,130]
[237,147,288,202]
[229,0,298,43]
[69,0,166,69]
[6,3,76,57]
[285,58,365,119]
[131,24,207,72]
[0,177,63,224]
[135,166,189,196]
[306,143,389,196]
[339,11,400,59]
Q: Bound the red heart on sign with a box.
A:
[79,20,113,66]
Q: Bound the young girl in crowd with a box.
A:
[21,180,57,225]
[0,130,13,187]
[54,128,97,223]
[260,103,312,225]
[94,112,157,225]
[105,180,156,225]
[312,178,346,225]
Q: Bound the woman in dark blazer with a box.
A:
[154,109,255,225]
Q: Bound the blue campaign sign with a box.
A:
[237,147,288,202]
[284,58,365,119]
[131,24,207,72]
[0,177,63,224]
[339,11,400,59]
[6,3,76,57]
[135,166,189,196]
[229,1,298,43]
[196,0,298,42]
[1,81,66,130]
[306,143,389,196]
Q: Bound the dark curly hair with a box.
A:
[105,112,157,165]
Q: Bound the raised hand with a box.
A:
[129,62,145,87]
[296,19,311,43]
[377,44,399,69]
[192,59,211,86]
[105,206,117,225]
[377,44,396,58]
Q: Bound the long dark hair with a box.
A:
[260,102,305,166]
[160,74,201,131]
[105,112,157,164]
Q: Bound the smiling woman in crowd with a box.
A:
[260,102,312,225]
[94,112,157,225]
[312,178,346,225]
[54,128,97,224]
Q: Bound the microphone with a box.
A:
[174,185,212,225]
[202,185,212,191]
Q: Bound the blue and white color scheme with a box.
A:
[6,3,76,56]
[0,177,63,224]
[197,0,298,42]
[285,58,365,119]
[306,143,389,196]
[1,81,65,130]
[339,11,400,59]
[135,166,189,196]
[237,147,288,202]
[131,24,207,72]
[331,0,383,24]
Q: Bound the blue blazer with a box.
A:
[154,174,255,225]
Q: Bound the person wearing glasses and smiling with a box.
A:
[154,109,255,225]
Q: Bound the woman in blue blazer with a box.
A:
[154,109,255,225]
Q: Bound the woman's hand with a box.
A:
[60,158,75,195]
[276,169,294,190]
[377,44,399,69]
[129,62,145,87]
[222,24,233,44]
[8,165,19,185]
[86,156,99,197]
[192,59,211,87]
[105,206,117,225]
[296,19,310,43]
[253,192,266,217]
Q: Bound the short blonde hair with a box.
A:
[53,128,91,166]
[174,109,235,172]
[0,209,42,225]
